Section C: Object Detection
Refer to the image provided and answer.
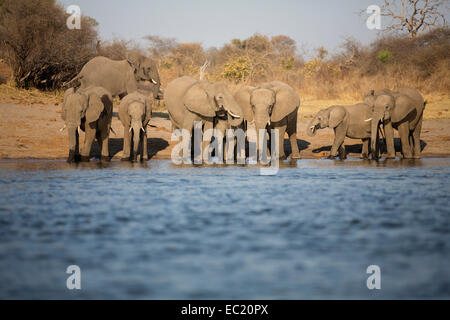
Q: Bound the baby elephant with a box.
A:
[307,104,372,159]
[118,92,152,162]
[62,87,113,162]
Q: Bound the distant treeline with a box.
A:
[0,0,449,98]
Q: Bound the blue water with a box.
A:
[0,159,449,299]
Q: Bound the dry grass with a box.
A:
[0,83,63,106]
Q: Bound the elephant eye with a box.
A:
[385,105,389,110]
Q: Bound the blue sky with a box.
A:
[59,0,449,55]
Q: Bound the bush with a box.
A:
[377,50,393,63]
[0,0,98,89]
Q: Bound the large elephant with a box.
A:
[165,76,243,158]
[364,88,425,159]
[62,87,113,162]
[67,52,161,99]
[307,104,372,159]
[118,92,152,162]
[234,81,300,159]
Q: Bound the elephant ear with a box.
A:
[62,88,75,121]
[86,93,105,123]
[271,87,300,123]
[144,97,152,125]
[126,51,142,69]
[118,96,131,125]
[126,51,145,79]
[328,106,346,128]
[234,86,255,122]
[390,95,415,123]
[183,83,216,117]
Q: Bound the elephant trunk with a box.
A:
[370,115,382,159]
[67,125,79,163]
[255,114,270,160]
[131,121,142,162]
[224,99,244,127]
[307,118,319,137]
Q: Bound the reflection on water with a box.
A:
[0,159,449,299]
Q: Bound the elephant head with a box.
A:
[127,52,161,100]
[307,106,346,136]
[183,81,243,126]
[118,92,152,161]
[62,87,110,162]
[235,82,299,136]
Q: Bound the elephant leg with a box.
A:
[361,138,369,159]
[286,112,300,159]
[412,115,423,159]
[122,125,131,161]
[383,121,396,159]
[98,128,110,162]
[330,124,346,158]
[275,124,287,160]
[142,130,148,161]
[182,117,195,162]
[202,118,213,161]
[80,125,96,161]
[398,122,413,159]
[338,144,347,160]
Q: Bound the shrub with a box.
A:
[377,50,393,63]
[0,0,98,89]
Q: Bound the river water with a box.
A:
[0,159,449,299]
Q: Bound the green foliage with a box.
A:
[221,57,250,82]
[377,50,393,63]
[281,56,295,70]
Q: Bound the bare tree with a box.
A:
[381,0,447,38]
[144,35,178,58]
[199,60,209,80]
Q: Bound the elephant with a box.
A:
[62,86,113,162]
[234,81,300,160]
[165,76,243,158]
[364,88,425,159]
[307,104,372,159]
[67,52,162,99]
[118,92,152,162]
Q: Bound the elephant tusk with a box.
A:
[268,119,271,126]
[227,110,240,118]
[77,126,81,134]
[150,78,157,85]
[141,126,145,132]
[129,127,132,133]
[364,118,372,122]
[59,124,66,132]
[310,126,315,131]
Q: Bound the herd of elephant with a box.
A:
[61,53,426,163]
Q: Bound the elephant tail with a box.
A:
[62,74,83,89]
[423,100,428,109]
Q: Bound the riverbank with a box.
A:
[1,100,449,160]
